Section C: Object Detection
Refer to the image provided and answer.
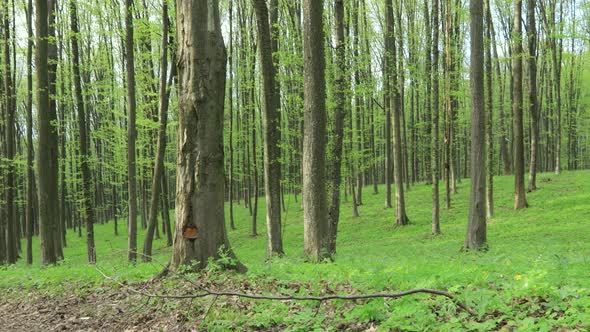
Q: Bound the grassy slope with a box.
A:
[1,171,589,330]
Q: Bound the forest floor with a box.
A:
[1,170,589,331]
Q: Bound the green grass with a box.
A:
[2,170,590,330]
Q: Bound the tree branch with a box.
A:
[95,265,476,316]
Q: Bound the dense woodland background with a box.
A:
[0,0,589,329]
[0,0,588,290]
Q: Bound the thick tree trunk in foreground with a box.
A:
[513,0,527,210]
[302,0,329,262]
[70,0,96,263]
[465,0,487,250]
[253,0,283,257]
[125,0,139,262]
[36,0,61,265]
[171,0,244,272]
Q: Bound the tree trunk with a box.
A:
[383,1,393,209]
[25,0,34,265]
[228,0,235,231]
[161,175,172,247]
[36,0,61,265]
[431,0,440,234]
[513,0,527,210]
[302,0,329,262]
[171,0,244,272]
[3,0,18,264]
[422,0,432,185]
[125,0,139,262]
[352,0,363,207]
[490,22,511,175]
[143,0,174,261]
[485,0,494,218]
[527,0,539,191]
[327,0,347,256]
[552,2,563,175]
[250,86,259,237]
[465,0,487,250]
[386,0,409,226]
[252,0,283,256]
[70,0,96,263]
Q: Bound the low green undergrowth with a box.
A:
[1,170,589,330]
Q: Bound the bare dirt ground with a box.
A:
[0,287,191,332]
[0,277,374,332]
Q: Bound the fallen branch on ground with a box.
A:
[95,265,477,316]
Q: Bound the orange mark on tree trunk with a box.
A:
[182,224,198,239]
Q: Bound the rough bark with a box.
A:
[327,0,347,256]
[171,0,244,272]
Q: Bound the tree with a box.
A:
[125,0,139,262]
[171,0,244,272]
[485,0,494,217]
[302,0,329,262]
[513,0,527,210]
[431,0,440,234]
[228,0,235,231]
[25,0,34,265]
[36,0,62,265]
[252,0,283,257]
[386,0,409,226]
[527,0,539,191]
[143,0,174,261]
[465,0,487,250]
[3,0,18,264]
[70,0,96,264]
[327,0,347,255]
[383,0,396,211]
